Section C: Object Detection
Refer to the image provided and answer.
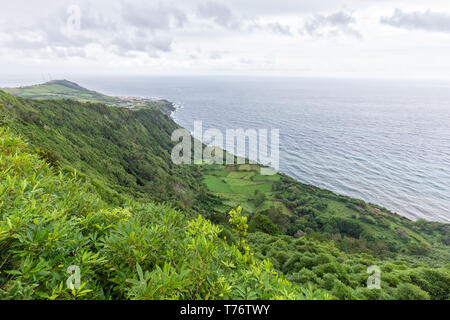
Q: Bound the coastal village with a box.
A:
[116,96,162,109]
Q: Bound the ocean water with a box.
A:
[5,76,450,223]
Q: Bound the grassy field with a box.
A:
[203,165,293,215]
[4,80,118,102]
[203,164,360,219]
[201,163,450,266]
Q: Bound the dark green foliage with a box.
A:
[407,242,431,256]
[36,149,60,168]
[249,214,280,235]
[248,232,450,300]
[408,267,450,300]
[254,190,265,207]
[394,284,430,300]
[264,206,290,234]
[0,127,321,300]
[0,90,217,215]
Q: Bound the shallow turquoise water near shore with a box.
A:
[5,76,450,222]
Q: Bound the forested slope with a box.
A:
[0,90,217,215]
[0,126,321,300]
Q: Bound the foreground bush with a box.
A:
[0,128,330,300]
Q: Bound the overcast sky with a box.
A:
[1,0,450,80]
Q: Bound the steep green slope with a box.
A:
[0,90,218,215]
[0,126,322,300]
[249,232,449,300]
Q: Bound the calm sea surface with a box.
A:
[3,76,450,222]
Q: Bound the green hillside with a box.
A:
[0,87,449,300]
[0,126,316,300]
[2,80,174,114]
[0,90,218,214]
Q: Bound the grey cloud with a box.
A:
[110,29,172,57]
[380,9,450,33]
[266,23,292,36]
[81,7,119,31]
[149,35,172,52]
[197,1,241,29]
[209,51,222,59]
[0,1,182,59]
[0,5,93,48]
[300,11,362,39]
[108,2,183,55]
[0,14,94,58]
[224,0,368,16]
[52,47,87,58]
[0,5,102,54]
[240,58,253,65]
[248,22,292,36]
[121,1,188,30]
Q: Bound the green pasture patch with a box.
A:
[228,171,255,179]
[221,193,257,213]
[203,175,232,193]
[225,178,255,187]
[229,182,272,196]
[210,170,229,177]
[252,174,280,182]
[326,200,359,217]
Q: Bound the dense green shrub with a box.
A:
[394,284,430,300]
[248,232,450,300]
[0,128,329,300]
[249,214,280,235]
